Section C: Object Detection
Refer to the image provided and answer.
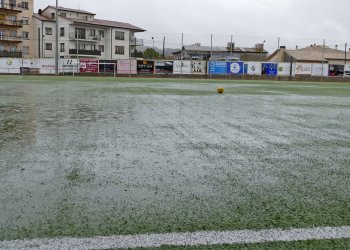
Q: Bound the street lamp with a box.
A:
[152,37,155,59]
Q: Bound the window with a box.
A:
[91,44,96,50]
[45,27,52,35]
[21,1,29,9]
[8,16,16,21]
[45,43,52,50]
[10,46,16,52]
[75,28,85,39]
[51,13,55,19]
[22,31,29,39]
[60,43,65,52]
[10,30,17,38]
[99,30,104,38]
[9,0,16,7]
[22,46,29,54]
[89,29,95,36]
[0,45,5,51]
[78,44,85,50]
[115,31,124,40]
[115,46,124,55]
[60,13,66,17]
[60,27,65,37]
[21,17,29,25]
[98,45,104,53]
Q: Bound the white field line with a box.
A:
[2,226,350,250]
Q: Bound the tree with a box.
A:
[143,48,160,59]
[131,49,144,58]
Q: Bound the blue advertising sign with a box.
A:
[227,62,244,75]
[208,61,227,75]
[262,63,278,76]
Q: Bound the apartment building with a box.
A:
[0,0,33,58]
[32,6,145,60]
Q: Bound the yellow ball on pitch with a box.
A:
[217,87,224,94]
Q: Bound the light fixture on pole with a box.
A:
[152,37,155,59]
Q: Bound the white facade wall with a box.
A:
[32,6,140,60]
[33,17,133,60]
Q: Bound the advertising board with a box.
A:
[137,60,154,74]
[173,60,191,74]
[262,63,278,76]
[208,61,227,75]
[117,60,137,74]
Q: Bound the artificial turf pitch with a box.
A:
[0,76,350,249]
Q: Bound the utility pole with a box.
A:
[55,0,59,75]
[345,43,348,65]
[230,34,233,60]
[210,34,213,61]
[261,40,266,61]
[152,37,154,59]
[181,33,183,75]
[162,36,165,59]
[321,39,325,81]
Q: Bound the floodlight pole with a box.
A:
[55,0,59,75]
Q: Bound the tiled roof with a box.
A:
[66,18,145,32]
[173,44,266,54]
[33,13,54,21]
[286,49,350,62]
[45,5,95,15]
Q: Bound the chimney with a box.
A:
[335,45,338,50]
[296,45,298,50]
[227,42,235,50]
[38,9,42,15]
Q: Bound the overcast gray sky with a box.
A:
[35,0,350,52]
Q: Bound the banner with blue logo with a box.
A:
[208,61,227,75]
[227,62,244,75]
[262,63,278,76]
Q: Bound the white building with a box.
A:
[32,6,145,59]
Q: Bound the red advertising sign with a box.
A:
[79,59,98,73]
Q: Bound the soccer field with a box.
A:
[1,76,350,249]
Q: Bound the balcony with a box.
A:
[0,50,22,58]
[69,32,102,42]
[0,35,22,43]
[69,49,101,56]
[0,3,28,13]
[0,19,23,28]
[130,37,143,46]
